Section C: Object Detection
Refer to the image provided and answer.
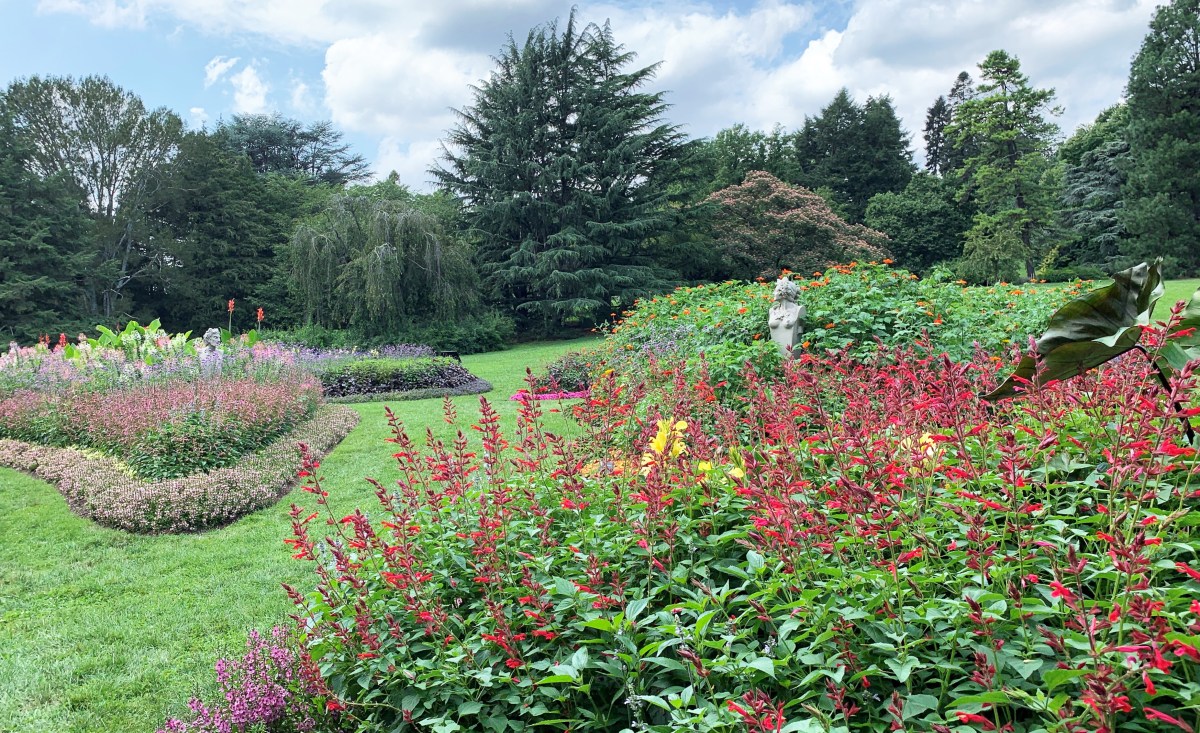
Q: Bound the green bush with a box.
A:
[317,357,480,398]
[532,350,595,393]
[596,262,1082,392]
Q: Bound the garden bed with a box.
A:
[0,405,359,533]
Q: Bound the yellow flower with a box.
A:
[698,460,713,472]
[727,466,745,480]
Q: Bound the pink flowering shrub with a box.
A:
[0,375,322,479]
[277,324,1200,732]
[0,406,358,533]
[157,627,345,733]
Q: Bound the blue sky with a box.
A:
[0,0,1161,188]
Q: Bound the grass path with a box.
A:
[0,338,593,733]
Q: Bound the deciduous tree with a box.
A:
[3,75,183,318]
[707,170,890,280]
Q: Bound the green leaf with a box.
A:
[1009,658,1043,680]
[950,691,1012,707]
[536,674,576,685]
[902,694,939,718]
[745,656,776,678]
[1042,668,1089,691]
[458,701,484,716]
[983,259,1163,401]
[884,656,919,683]
[579,618,613,633]
[626,597,649,622]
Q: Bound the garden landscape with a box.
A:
[3,1,1200,732]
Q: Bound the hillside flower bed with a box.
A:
[0,405,359,533]
[597,262,1083,390]
[246,325,1200,733]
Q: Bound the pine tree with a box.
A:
[0,102,90,341]
[1122,0,1200,276]
[432,10,689,333]
[947,51,1060,280]
[794,90,913,223]
[923,96,953,175]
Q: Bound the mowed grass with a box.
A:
[0,337,594,733]
[1163,278,1200,312]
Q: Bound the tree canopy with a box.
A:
[947,51,1060,281]
[215,114,371,187]
[1122,0,1200,276]
[432,10,690,333]
[3,74,183,317]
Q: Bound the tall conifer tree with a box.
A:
[1122,0,1200,276]
[432,10,689,332]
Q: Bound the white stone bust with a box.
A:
[199,328,224,377]
[768,277,806,357]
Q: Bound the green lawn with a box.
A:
[0,337,594,733]
[1163,278,1200,312]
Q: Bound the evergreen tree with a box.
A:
[0,101,91,341]
[858,95,915,212]
[947,51,1060,280]
[215,114,371,187]
[945,71,978,174]
[1122,0,1200,276]
[1058,105,1129,268]
[432,10,689,332]
[923,96,953,175]
[795,90,912,222]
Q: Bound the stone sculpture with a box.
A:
[199,328,223,377]
[768,277,806,357]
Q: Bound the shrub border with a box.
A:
[323,376,493,404]
[0,405,360,534]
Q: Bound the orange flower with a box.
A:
[737,307,748,314]
[825,322,835,329]
[882,258,894,265]
[801,340,811,348]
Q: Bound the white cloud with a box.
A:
[322,32,491,139]
[37,0,147,28]
[373,137,445,189]
[188,105,208,128]
[36,0,1164,183]
[203,55,239,88]
[229,63,269,114]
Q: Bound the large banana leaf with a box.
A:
[983,260,1164,401]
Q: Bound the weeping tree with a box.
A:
[292,195,477,337]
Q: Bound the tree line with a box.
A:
[2,0,1197,343]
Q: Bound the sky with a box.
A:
[0,0,1163,190]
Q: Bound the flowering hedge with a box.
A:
[0,406,359,533]
[278,329,1200,732]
